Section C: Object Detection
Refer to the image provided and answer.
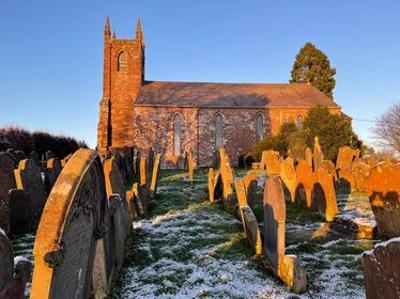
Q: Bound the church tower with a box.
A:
[97,17,145,155]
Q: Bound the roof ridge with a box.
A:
[144,80,310,86]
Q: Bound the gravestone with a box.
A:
[0,231,13,293]
[29,151,40,166]
[61,153,73,168]
[351,158,371,192]
[234,178,248,209]
[280,157,297,202]
[365,161,400,239]
[336,146,359,190]
[240,206,262,255]
[263,175,307,293]
[186,149,194,183]
[263,150,281,176]
[0,153,16,235]
[149,153,161,199]
[123,147,134,182]
[321,160,337,181]
[45,150,54,160]
[14,151,26,163]
[312,136,323,170]
[208,168,216,203]
[103,157,130,235]
[14,159,47,221]
[362,238,400,299]
[131,183,146,217]
[139,157,149,208]
[312,168,338,222]
[242,172,258,207]
[126,190,139,220]
[148,147,154,173]
[30,149,112,299]
[45,158,62,193]
[219,148,234,209]
[9,189,32,235]
[305,147,313,168]
[263,175,286,271]
[295,159,315,208]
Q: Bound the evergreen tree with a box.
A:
[290,42,336,99]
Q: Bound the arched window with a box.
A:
[215,114,223,149]
[117,51,127,72]
[256,114,263,141]
[297,115,303,128]
[173,113,182,156]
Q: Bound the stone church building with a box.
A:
[97,18,344,168]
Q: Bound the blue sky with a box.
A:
[0,0,399,148]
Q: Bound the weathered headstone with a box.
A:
[148,147,154,174]
[29,151,40,167]
[45,150,54,160]
[295,159,315,208]
[240,206,262,255]
[131,183,146,217]
[0,231,13,293]
[312,168,338,222]
[149,153,161,199]
[208,168,216,203]
[14,159,47,224]
[305,147,313,168]
[241,172,258,207]
[219,148,234,208]
[263,175,286,271]
[351,158,371,192]
[139,157,149,209]
[126,190,139,220]
[362,238,400,299]
[312,136,323,171]
[45,158,62,193]
[60,153,73,168]
[263,150,281,176]
[321,160,338,181]
[186,149,194,184]
[234,178,248,209]
[9,189,32,235]
[103,157,130,235]
[30,149,112,299]
[336,146,359,190]
[280,157,297,202]
[365,161,400,239]
[14,151,26,164]
[0,153,16,234]
[263,175,307,293]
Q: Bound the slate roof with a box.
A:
[135,81,340,108]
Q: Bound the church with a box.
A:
[97,18,344,168]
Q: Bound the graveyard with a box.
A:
[1,2,400,299]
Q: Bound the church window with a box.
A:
[117,51,127,72]
[256,114,263,141]
[215,114,223,149]
[297,115,303,128]
[173,113,182,156]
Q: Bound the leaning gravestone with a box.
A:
[149,153,161,199]
[45,158,62,193]
[295,159,315,208]
[240,206,262,255]
[0,153,16,235]
[139,157,149,209]
[263,175,286,271]
[186,149,194,183]
[30,149,112,299]
[312,136,323,170]
[312,168,339,222]
[126,190,139,220]
[241,172,258,207]
[14,159,47,218]
[280,157,297,202]
[362,238,400,299]
[234,178,248,209]
[208,168,216,203]
[365,161,400,239]
[263,175,307,293]
[104,157,131,267]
